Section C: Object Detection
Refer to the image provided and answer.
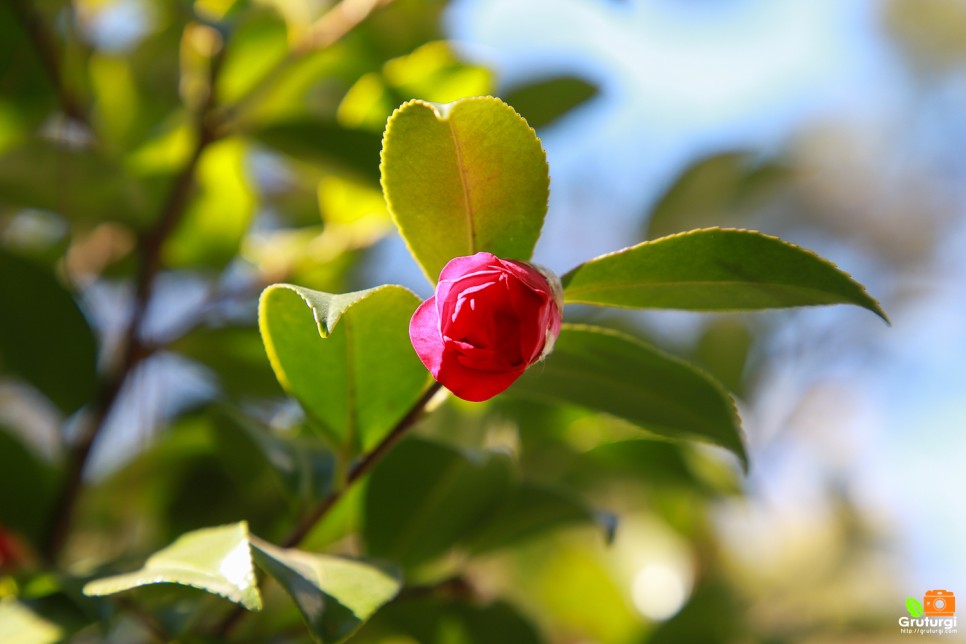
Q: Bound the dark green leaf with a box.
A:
[645,151,790,239]
[511,324,748,471]
[258,284,430,452]
[380,97,549,282]
[0,427,57,544]
[251,537,401,643]
[170,324,282,399]
[209,407,334,507]
[562,228,888,321]
[692,318,753,396]
[83,522,262,611]
[363,598,542,644]
[0,249,97,413]
[463,484,615,554]
[252,120,383,181]
[364,438,513,567]
[501,76,598,129]
[0,139,148,223]
[576,439,740,495]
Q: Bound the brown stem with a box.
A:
[41,47,227,564]
[283,381,443,548]
[9,0,91,128]
[214,381,444,639]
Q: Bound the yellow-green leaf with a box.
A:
[83,522,262,611]
[380,97,549,283]
[258,284,430,453]
[251,538,401,643]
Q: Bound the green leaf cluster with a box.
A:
[0,1,891,640]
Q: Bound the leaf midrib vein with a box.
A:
[447,118,476,252]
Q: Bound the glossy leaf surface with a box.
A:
[512,324,748,470]
[562,228,888,321]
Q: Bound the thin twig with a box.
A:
[42,45,228,564]
[283,381,443,548]
[9,0,91,128]
[213,381,444,638]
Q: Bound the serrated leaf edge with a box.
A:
[561,227,889,323]
[379,96,550,285]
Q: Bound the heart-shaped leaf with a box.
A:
[511,324,748,471]
[250,537,401,643]
[380,97,549,282]
[83,522,262,611]
[258,284,430,453]
[562,228,888,321]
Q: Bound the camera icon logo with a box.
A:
[924,589,956,617]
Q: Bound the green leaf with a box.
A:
[364,438,513,567]
[511,324,748,471]
[252,120,383,181]
[209,407,334,507]
[83,522,262,611]
[163,137,257,268]
[0,601,63,644]
[380,97,549,282]
[0,249,97,413]
[0,138,148,223]
[644,151,790,239]
[364,598,542,644]
[170,324,282,399]
[0,427,57,544]
[576,439,740,495]
[907,597,925,618]
[562,228,888,321]
[462,485,615,555]
[258,284,430,452]
[250,537,401,643]
[501,76,598,129]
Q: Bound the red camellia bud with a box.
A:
[409,252,563,402]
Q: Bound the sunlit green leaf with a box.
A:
[502,75,598,129]
[338,42,493,132]
[0,249,97,413]
[380,97,549,282]
[0,601,63,644]
[364,438,513,567]
[258,284,430,452]
[562,228,888,321]
[511,324,748,471]
[83,522,262,611]
[164,138,257,268]
[251,537,401,643]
